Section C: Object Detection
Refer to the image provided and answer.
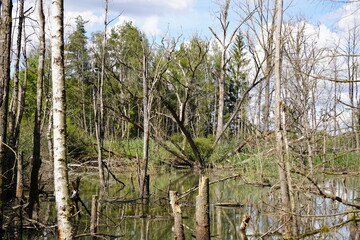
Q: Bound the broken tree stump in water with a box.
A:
[90,195,98,237]
[169,191,185,240]
[240,214,251,240]
[240,214,251,230]
[195,176,210,240]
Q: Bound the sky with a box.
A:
[12,0,359,45]
[58,0,359,39]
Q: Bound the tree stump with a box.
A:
[195,176,210,240]
[90,195,98,238]
[169,191,185,240]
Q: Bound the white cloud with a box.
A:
[337,2,360,31]
[141,16,161,36]
[160,0,195,10]
[64,11,103,31]
[113,15,136,27]
[325,1,360,31]
[64,0,195,17]
[317,24,339,48]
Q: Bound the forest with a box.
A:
[0,0,359,239]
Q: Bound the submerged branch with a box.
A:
[292,169,360,209]
[178,174,271,200]
[75,232,125,239]
[290,218,360,240]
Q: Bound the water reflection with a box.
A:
[35,170,359,239]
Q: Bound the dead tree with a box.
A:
[169,191,185,240]
[28,0,45,221]
[195,176,210,240]
[0,0,13,234]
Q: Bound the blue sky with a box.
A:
[59,0,358,40]
[14,0,358,46]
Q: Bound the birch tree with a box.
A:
[51,0,74,238]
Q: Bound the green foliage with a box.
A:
[18,120,36,159]
[108,21,147,74]
[171,132,184,143]
[20,52,51,119]
[14,15,357,173]
[67,121,94,161]
[226,32,250,115]
[65,16,91,79]
[184,137,213,160]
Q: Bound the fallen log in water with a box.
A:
[213,202,244,207]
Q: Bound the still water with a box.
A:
[35,169,359,239]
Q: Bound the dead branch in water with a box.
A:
[292,169,360,209]
[179,174,271,200]
[74,232,125,239]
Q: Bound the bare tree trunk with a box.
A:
[47,110,54,164]
[256,82,263,128]
[6,0,25,199]
[274,0,292,238]
[141,44,150,198]
[345,27,360,148]
[216,206,222,239]
[90,195,98,238]
[210,0,254,145]
[333,77,338,151]
[7,2,25,190]
[0,0,13,235]
[94,0,108,188]
[8,0,24,131]
[169,191,185,240]
[216,38,226,141]
[195,176,210,240]
[263,51,272,132]
[212,0,230,142]
[51,0,74,238]
[28,0,45,220]
[15,152,24,239]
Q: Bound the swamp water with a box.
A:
[33,169,359,239]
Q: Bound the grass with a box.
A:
[15,117,359,174]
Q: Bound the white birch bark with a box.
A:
[51,0,74,238]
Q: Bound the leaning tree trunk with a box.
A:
[0,0,13,236]
[274,0,292,238]
[51,0,74,238]
[28,0,45,221]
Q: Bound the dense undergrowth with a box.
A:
[17,119,360,174]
